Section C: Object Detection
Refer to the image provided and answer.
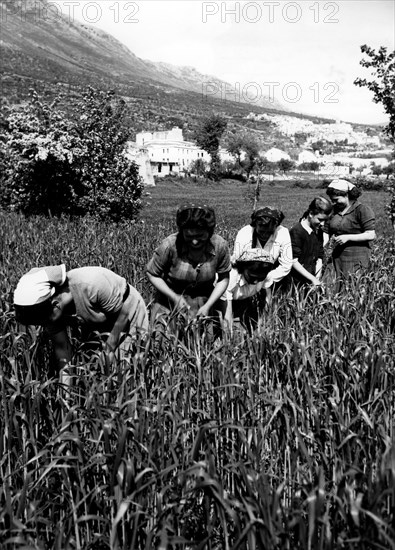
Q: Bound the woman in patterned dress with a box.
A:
[146,203,231,331]
[326,179,376,280]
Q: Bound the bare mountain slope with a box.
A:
[0,0,285,111]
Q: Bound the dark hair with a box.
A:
[348,187,362,200]
[234,260,273,282]
[14,300,53,326]
[301,196,333,219]
[176,203,216,236]
[234,259,273,272]
[250,206,284,228]
[326,184,362,200]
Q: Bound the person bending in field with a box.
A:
[232,206,293,292]
[14,265,148,385]
[224,248,274,331]
[146,203,231,336]
[288,197,333,288]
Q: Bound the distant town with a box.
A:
[127,115,393,186]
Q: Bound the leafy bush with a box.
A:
[350,176,386,191]
[220,160,246,182]
[0,87,143,221]
[297,161,321,172]
[291,179,313,189]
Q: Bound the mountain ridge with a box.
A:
[0,0,291,114]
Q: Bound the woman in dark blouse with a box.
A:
[289,197,333,286]
[146,203,231,328]
[326,179,376,279]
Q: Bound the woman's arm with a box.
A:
[232,226,253,261]
[196,273,229,317]
[224,296,233,331]
[332,230,376,246]
[263,228,293,288]
[315,258,323,279]
[104,300,131,362]
[51,329,73,367]
[147,273,190,310]
[292,260,322,286]
[50,329,73,387]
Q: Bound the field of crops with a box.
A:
[0,179,394,549]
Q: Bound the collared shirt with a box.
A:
[290,220,324,279]
[146,233,231,298]
[232,224,293,288]
[226,268,265,301]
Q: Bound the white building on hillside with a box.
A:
[134,127,210,177]
[298,150,319,164]
[125,143,155,186]
[263,147,290,163]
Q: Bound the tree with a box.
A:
[311,140,325,153]
[278,158,295,174]
[0,87,143,221]
[194,114,227,180]
[226,133,261,178]
[189,158,208,178]
[354,45,395,140]
[226,134,244,167]
[256,157,277,175]
[354,44,395,231]
[298,161,321,172]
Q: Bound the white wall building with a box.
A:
[125,143,155,186]
[135,127,210,177]
[263,147,291,163]
[298,150,319,164]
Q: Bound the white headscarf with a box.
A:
[14,265,66,306]
[327,179,355,192]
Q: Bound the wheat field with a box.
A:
[0,181,394,549]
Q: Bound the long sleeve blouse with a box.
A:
[232,224,293,288]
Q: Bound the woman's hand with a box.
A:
[311,277,323,287]
[174,294,190,312]
[332,235,349,246]
[196,303,211,318]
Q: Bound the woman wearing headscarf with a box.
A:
[326,179,375,278]
[146,203,231,328]
[13,265,148,381]
[232,206,293,292]
[224,248,274,330]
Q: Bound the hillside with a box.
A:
[0,0,288,112]
[2,0,387,155]
[1,0,340,125]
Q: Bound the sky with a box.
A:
[51,0,394,125]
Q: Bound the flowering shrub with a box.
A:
[0,87,143,221]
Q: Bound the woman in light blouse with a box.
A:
[232,206,293,290]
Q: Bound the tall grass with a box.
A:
[0,201,394,549]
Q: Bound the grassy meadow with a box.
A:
[0,178,394,549]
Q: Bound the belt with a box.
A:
[123,283,130,302]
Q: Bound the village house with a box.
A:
[125,143,155,186]
[133,127,209,177]
[297,150,319,164]
[128,127,235,178]
[263,147,290,163]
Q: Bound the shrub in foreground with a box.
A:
[0,87,143,221]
